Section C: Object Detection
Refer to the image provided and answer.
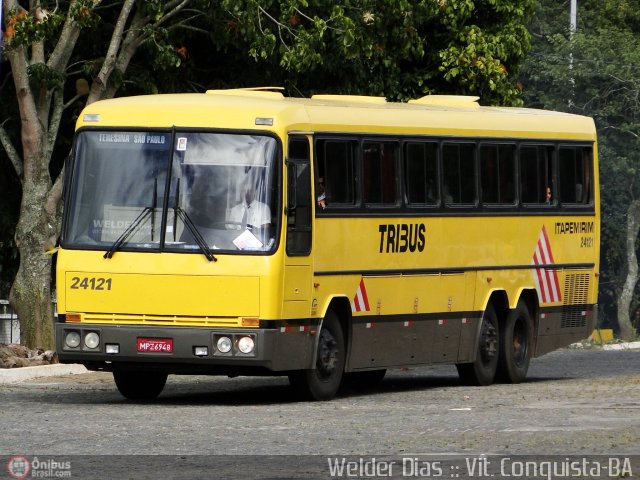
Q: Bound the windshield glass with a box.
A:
[63,130,279,254]
[64,132,170,248]
[167,132,278,252]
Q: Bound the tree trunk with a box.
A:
[617,199,640,341]
[5,35,58,349]
[9,176,57,349]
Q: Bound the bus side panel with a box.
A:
[341,275,426,370]
[345,273,477,371]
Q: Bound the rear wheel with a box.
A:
[497,300,533,383]
[456,303,499,386]
[113,371,167,400]
[289,310,345,400]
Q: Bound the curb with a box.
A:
[0,363,88,384]
[602,341,640,351]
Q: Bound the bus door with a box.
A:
[283,136,313,319]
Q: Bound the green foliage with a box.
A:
[142,26,183,69]
[138,0,167,21]
[69,0,101,28]
[209,0,534,104]
[4,6,64,49]
[6,0,528,102]
[27,63,65,89]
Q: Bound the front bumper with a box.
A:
[56,323,315,374]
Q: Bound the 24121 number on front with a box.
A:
[70,276,112,290]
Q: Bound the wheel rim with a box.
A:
[316,328,338,380]
[479,318,498,365]
[512,316,529,367]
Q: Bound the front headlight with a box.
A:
[65,331,81,348]
[216,336,232,354]
[84,332,100,349]
[237,336,255,354]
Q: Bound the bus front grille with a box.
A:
[79,313,242,327]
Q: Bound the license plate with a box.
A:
[137,338,173,353]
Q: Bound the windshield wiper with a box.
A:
[103,178,217,262]
[103,207,153,259]
[175,207,217,262]
[172,178,216,262]
[104,179,159,259]
[151,178,157,241]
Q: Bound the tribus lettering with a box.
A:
[378,223,426,253]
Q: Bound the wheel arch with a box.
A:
[485,289,510,324]
[488,288,538,344]
[325,296,352,346]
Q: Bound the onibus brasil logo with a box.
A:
[7,456,72,479]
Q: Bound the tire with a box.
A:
[497,300,533,384]
[113,371,167,400]
[342,369,386,390]
[289,310,345,401]
[456,303,500,386]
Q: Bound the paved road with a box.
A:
[1,348,639,478]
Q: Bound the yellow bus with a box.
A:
[55,89,599,400]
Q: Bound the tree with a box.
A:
[1,0,535,349]
[214,0,534,104]
[520,0,640,339]
[0,0,206,348]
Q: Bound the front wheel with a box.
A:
[456,303,500,386]
[113,371,167,400]
[497,300,533,383]
[289,310,345,401]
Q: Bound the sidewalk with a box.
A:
[601,340,640,351]
[0,363,87,384]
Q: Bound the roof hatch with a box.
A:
[205,87,284,99]
[311,94,386,104]
[409,95,480,108]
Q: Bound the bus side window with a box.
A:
[363,141,399,205]
[520,145,555,206]
[405,142,438,206]
[315,139,357,207]
[442,143,476,205]
[480,143,516,205]
[559,146,592,205]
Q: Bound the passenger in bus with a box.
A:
[317,176,326,209]
[545,186,552,205]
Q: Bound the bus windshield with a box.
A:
[63,130,279,254]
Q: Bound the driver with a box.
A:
[227,179,271,232]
